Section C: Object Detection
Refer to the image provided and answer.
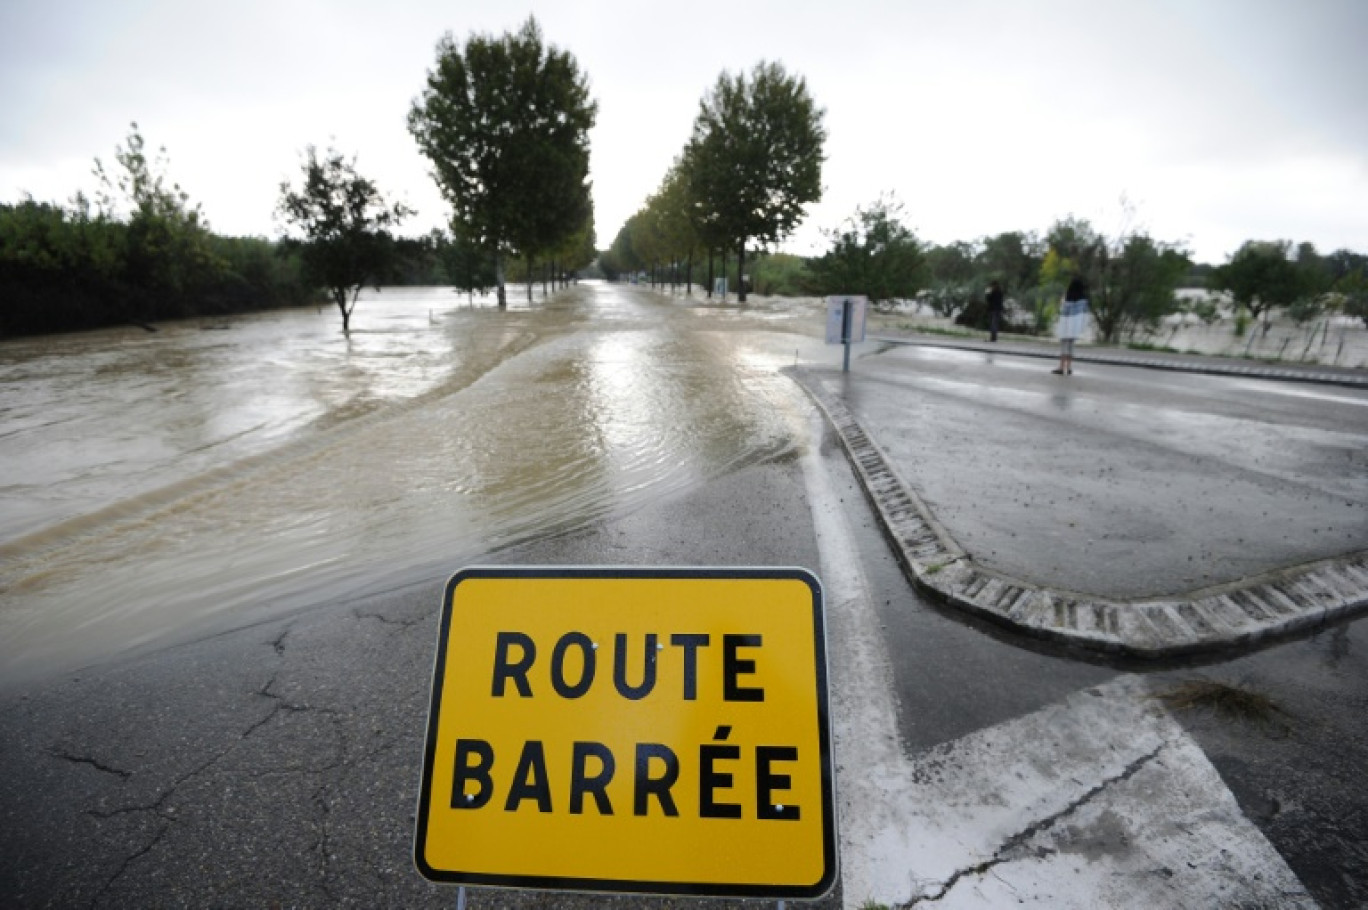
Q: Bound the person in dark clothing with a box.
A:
[986,280,1005,342]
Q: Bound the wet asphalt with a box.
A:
[1,304,1366,907]
[838,341,1368,600]
[821,339,1368,907]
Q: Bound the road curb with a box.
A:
[788,366,1368,659]
[871,336,1368,389]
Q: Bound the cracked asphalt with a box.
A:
[0,458,846,908]
[2,291,1366,908]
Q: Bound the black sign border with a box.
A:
[414,565,837,899]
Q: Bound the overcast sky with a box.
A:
[2,0,1365,264]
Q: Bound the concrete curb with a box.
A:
[871,336,1368,389]
[789,366,1368,659]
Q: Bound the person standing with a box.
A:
[986,280,1005,342]
[1054,276,1089,375]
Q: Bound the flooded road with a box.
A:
[0,283,830,687]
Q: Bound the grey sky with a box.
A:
[2,0,1365,263]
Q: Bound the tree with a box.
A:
[962,231,1044,330]
[1337,268,1368,328]
[94,122,224,312]
[1041,216,1187,343]
[277,146,411,333]
[1093,234,1189,342]
[1210,241,1304,334]
[683,61,825,302]
[551,210,597,283]
[806,195,926,304]
[652,162,702,292]
[978,231,1042,296]
[440,225,497,303]
[408,17,597,307]
[921,241,981,320]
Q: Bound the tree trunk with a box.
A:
[495,252,506,308]
[543,260,549,297]
[335,288,351,333]
[707,249,714,299]
[737,241,747,303]
[687,253,693,296]
[526,256,534,303]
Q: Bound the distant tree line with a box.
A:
[5,16,601,338]
[600,60,826,304]
[1,125,312,337]
[9,17,1365,344]
[606,182,1368,342]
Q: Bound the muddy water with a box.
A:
[0,283,827,687]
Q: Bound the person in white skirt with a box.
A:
[1054,277,1089,375]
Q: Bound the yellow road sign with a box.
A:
[414,567,836,898]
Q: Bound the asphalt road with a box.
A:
[2,287,1365,908]
[843,341,1368,599]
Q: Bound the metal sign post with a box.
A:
[824,296,867,372]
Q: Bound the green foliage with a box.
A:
[277,145,411,333]
[806,196,926,303]
[923,281,977,319]
[93,123,226,301]
[978,231,1042,295]
[555,210,598,275]
[925,241,979,285]
[385,228,498,297]
[951,231,1043,330]
[1,126,311,337]
[683,60,825,301]
[1103,234,1190,340]
[1038,215,1188,343]
[408,16,597,306]
[1286,294,1325,326]
[1211,240,1304,330]
[922,242,980,319]
[1017,284,1060,335]
[750,252,808,296]
[1184,296,1222,325]
[1335,268,1368,328]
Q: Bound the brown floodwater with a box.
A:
[0,283,832,687]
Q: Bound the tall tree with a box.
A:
[806,195,926,304]
[683,61,825,302]
[978,231,1043,295]
[408,17,597,308]
[1093,234,1189,342]
[94,122,224,311]
[1211,240,1305,334]
[276,146,411,333]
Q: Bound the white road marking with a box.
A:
[800,412,1315,908]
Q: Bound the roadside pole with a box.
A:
[825,296,868,372]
